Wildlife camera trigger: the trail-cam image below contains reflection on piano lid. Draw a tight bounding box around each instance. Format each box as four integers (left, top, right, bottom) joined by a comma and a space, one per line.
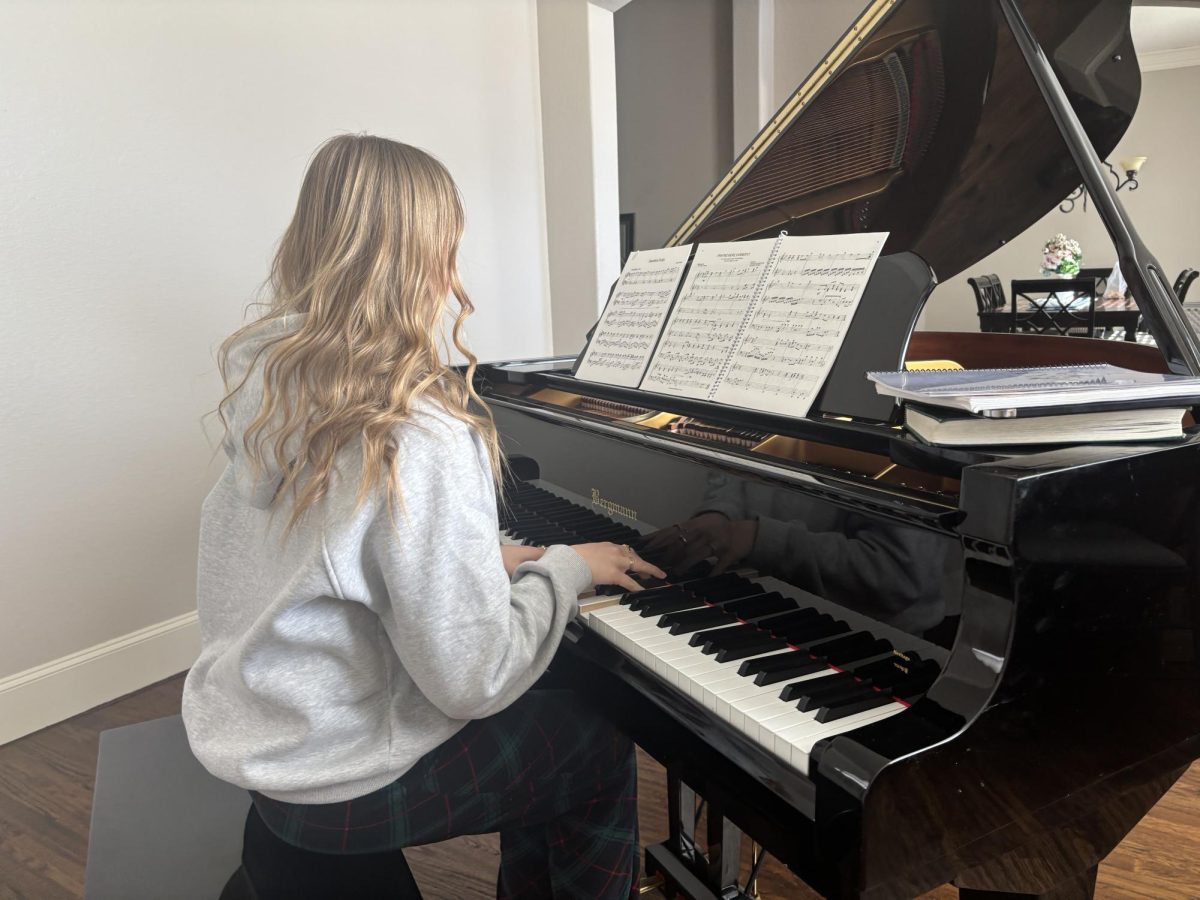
477, 1, 1200, 897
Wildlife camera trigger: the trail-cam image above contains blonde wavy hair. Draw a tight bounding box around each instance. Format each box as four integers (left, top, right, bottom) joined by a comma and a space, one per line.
218, 134, 500, 530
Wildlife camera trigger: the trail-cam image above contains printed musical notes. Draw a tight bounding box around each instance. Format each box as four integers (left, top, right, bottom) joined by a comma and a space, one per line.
574, 231, 888, 422
712, 232, 887, 416
574, 245, 692, 387
639, 239, 778, 398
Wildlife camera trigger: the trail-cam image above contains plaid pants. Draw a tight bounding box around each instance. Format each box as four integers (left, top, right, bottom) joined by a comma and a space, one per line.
251, 689, 639, 899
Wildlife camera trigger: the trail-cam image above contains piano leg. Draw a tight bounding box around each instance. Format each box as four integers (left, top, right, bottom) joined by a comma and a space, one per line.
956, 865, 1097, 900
667, 772, 699, 864
645, 772, 751, 900
704, 801, 743, 891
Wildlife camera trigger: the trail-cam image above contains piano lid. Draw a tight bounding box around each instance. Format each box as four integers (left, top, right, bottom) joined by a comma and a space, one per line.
665, 0, 1139, 284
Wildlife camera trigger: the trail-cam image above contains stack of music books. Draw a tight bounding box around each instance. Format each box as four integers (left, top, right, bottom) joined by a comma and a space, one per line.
867, 364, 1200, 446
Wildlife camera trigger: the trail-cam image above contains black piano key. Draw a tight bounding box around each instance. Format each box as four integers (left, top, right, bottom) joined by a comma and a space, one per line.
788, 670, 858, 700
713, 635, 788, 663
596, 572, 667, 596
529, 510, 595, 524
628, 587, 690, 612
520, 500, 583, 514
805, 659, 940, 719
513, 525, 569, 540
514, 532, 570, 546
746, 655, 830, 686
814, 692, 894, 723
753, 606, 820, 629
622, 582, 684, 606
688, 622, 748, 648
780, 678, 830, 702
701, 582, 764, 603
624, 573, 736, 608
579, 526, 635, 541
703, 626, 791, 660
805, 631, 874, 657
775, 618, 850, 646
784, 644, 901, 706
660, 607, 733, 635
691, 628, 753, 657
796, 681, 878, 713
656, 573, 740, 596
699, 624, 770, 653
720, 592, 792, 621
637, 594, 706, 617
759, 611, 831, 638
813, 635, 894, 667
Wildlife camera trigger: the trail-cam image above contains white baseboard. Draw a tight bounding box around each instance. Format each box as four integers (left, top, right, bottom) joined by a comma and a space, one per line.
0, 611, 200, 746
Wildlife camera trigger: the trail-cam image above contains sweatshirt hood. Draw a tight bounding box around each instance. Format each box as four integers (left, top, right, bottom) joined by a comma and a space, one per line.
222, 314, 305, 509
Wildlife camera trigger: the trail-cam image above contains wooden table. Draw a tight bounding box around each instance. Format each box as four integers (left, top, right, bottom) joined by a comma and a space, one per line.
978, 293, 1141, 341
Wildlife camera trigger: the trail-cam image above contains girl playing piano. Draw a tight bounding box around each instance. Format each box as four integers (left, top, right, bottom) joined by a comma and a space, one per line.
183, 134, 661, 899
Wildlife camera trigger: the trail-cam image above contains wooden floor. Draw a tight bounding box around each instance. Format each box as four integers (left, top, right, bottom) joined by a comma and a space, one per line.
1, 674, 1198, 899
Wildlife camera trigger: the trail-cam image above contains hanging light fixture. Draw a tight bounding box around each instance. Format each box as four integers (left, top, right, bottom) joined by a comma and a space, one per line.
1060, 156, 1146, 213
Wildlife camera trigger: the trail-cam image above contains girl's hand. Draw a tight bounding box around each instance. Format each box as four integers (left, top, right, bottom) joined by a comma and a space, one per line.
501, 544, 546, 578
571, 543, 666, 593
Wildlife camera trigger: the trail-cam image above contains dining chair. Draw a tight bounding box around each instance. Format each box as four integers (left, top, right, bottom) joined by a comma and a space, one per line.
968, 274, 1006, 313
1010, 277, 1097, 336
1174, 268, 1197, 302
1078, 266, 1110, 297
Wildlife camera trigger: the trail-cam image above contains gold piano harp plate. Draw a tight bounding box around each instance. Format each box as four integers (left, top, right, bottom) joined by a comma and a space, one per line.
666, 0, 899, 248
632, 412, 681, 430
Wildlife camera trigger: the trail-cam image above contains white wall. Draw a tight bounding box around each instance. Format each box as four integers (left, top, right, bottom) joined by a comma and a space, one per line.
922, 64, 1200, 331
0, 1, 552, 687
732, 0, 775, 152
771, 0, 859, 108
615, 0, 734, 251
538, 0, 624, 355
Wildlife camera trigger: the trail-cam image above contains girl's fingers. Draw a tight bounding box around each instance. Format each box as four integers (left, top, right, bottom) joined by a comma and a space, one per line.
615, 573, 643, 593
630, 556, 667, 580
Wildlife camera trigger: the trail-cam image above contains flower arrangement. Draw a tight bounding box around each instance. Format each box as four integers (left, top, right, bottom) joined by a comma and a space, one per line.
1041, 233, 1082, 277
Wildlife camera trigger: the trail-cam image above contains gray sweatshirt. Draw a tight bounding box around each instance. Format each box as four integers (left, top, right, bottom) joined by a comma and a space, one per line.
181, 316, 592, 804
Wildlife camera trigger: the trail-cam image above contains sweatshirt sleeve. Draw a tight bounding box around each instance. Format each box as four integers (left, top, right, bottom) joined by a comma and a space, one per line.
358, 412, 592, 721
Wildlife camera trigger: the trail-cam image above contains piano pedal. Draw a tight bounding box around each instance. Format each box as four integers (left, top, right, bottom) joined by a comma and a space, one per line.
746, 842, 763, 900
639, 873, 667, 895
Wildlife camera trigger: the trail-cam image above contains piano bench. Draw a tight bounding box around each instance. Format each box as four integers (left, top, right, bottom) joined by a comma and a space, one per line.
84, 714, 422, 900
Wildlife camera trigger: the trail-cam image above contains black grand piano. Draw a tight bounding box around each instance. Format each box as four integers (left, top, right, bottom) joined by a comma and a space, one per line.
474, 1, 1200, 897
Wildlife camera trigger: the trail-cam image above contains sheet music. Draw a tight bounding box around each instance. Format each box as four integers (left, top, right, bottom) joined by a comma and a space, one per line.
639, 238, 779, 398
712, 232, 887, 415
574, 246, 693, 387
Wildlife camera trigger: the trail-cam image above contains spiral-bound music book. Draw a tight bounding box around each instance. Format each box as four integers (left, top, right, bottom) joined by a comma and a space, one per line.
573, 231, 888, 417
869, 364, 1200, 415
